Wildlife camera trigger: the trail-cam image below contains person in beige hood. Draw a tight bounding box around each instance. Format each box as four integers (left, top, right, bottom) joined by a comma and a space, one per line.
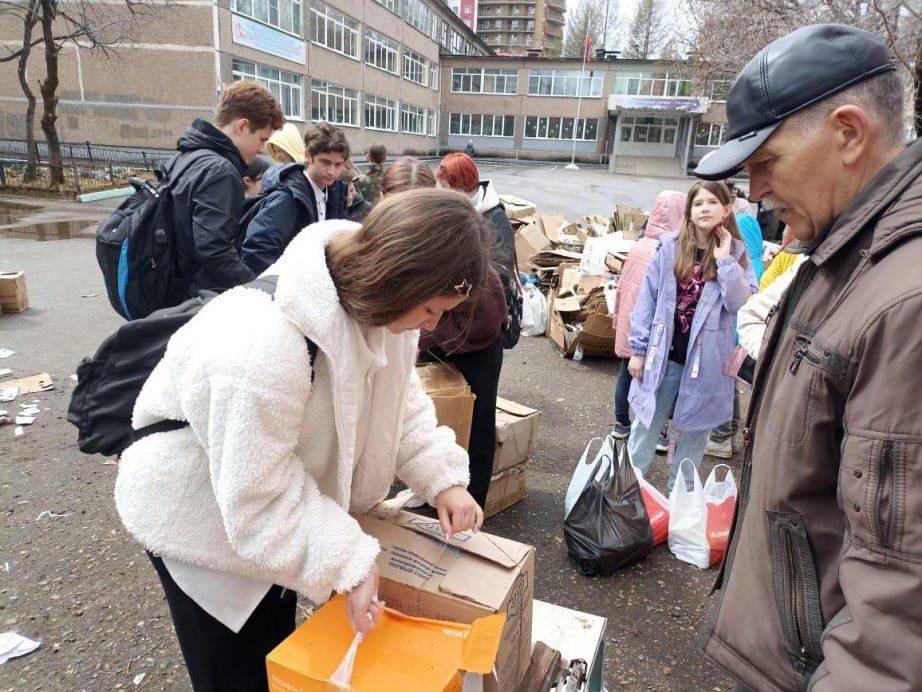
693, 24, 921, 691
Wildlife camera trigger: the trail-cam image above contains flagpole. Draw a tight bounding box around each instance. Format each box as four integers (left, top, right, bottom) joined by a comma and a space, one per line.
565, 27, 590, 170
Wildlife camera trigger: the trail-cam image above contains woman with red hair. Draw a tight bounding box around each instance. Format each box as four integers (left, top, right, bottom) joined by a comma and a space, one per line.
430, 152, 520, 508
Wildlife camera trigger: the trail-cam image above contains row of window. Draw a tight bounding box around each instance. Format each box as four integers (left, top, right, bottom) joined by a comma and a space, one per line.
485, 4, 536, 15
450, 68, 728, 101
232, 59, 437, 135
448, 113, 599, 141
232, 0, 477, 56
477, 18, 535, 31
620, 116, 679, 145
695, 122, 727, 148
310, 4, 438, 87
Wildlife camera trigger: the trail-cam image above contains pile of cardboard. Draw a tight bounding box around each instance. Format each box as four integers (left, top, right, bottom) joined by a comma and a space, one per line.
0, 272, 29, 315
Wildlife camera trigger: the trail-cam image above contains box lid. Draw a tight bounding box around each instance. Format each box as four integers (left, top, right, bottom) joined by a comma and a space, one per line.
417, 363, 469, 396
495, 397, 538, 418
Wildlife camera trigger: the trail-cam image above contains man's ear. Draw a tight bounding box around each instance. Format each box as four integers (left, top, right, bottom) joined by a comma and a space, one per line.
830, 105, 874, 167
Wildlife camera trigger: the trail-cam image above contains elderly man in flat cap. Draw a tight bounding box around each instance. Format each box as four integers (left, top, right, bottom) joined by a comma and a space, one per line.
694, 23, 919, 692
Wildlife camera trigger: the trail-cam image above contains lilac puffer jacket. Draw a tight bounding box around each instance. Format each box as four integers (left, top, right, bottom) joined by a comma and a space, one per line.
628, 232, 757, 432
614, 191, 687, 358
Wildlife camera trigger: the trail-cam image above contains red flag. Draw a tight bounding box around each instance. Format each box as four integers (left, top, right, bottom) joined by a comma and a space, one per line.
584, 30, 592, 61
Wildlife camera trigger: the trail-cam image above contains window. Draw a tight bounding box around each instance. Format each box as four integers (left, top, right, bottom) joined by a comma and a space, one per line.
404, 0, 432, 34
428, 109, 438, 137
311, 79, 359, 126
401, 103, 427, 135
364, 28, 397, 73
524, 116, 597, 140
373, 0, 397, 13
527, 20, 534, 30
429, 63, 438, 90
695, 122, 726, 147
613, 71, 692, 97
364, 94, 398, 131
528, 70, 603, 97
311, 3, 358, 59
527, 5, 535, 15
621, 116, 679, 145
511, 19, 520, 29
449, 113, 515, 137
451, 67, 517, 94
709, 80, 731, 102
494, 19, 501, 28
513, 5, 520, 13
233, 59, 302, 119
233, 0, 301, 35
403, 49, 427, 86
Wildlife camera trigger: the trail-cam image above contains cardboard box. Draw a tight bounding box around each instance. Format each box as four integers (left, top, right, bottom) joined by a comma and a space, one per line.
493, 398, 541, 474
514, 220, 552, 272
546, 265, 617, 359
0, 272, 28, 313
266, 594, 504, 691
536, 213, 567, 243
358, 505, 535, 692
417, 362, 475, 450
484, 463, 526, 518
499, 194, 538, 221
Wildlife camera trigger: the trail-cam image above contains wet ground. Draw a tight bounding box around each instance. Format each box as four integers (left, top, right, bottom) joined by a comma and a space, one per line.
0, 166, 733, 691
0, 198, 103, 242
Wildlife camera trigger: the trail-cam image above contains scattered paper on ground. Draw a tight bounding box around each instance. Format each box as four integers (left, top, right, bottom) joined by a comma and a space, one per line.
0, 632, 41, 664
3, 374, 52, 394
0, 349, 14, 359
0, 369, 11, 378
14, 416, 35, 426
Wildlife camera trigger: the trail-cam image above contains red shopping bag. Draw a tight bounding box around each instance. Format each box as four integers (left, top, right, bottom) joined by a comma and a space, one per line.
638, 476, 670, 546
704, 465, 737, 566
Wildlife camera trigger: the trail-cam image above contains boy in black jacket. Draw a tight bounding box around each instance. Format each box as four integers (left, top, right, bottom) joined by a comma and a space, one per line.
242, 122, 349, 275
169, 81, 284, 295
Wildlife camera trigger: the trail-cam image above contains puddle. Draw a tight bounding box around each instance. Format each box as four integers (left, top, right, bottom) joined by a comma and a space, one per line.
0, 201, 41, 225
0, 200, 97, 240
0, 219, 96, 241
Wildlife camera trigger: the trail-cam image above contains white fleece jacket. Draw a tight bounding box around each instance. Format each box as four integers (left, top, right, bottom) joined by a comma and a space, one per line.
737, 254, 807, 358
114, 220, 470, 604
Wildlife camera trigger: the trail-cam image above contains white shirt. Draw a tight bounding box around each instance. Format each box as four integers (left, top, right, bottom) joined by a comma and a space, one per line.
306, 171, 327, 221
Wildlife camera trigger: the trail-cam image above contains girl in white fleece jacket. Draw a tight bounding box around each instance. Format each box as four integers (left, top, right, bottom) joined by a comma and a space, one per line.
114, 189, 489, 691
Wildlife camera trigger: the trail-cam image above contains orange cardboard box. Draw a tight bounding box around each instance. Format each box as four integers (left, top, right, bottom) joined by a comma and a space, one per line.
266, 594, 505, 691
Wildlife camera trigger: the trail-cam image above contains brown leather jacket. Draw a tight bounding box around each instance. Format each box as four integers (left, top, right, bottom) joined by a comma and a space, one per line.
701, 139, 922, 691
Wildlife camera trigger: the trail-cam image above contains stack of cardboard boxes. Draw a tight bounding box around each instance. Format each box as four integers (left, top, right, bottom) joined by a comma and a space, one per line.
0, 271, 29, 315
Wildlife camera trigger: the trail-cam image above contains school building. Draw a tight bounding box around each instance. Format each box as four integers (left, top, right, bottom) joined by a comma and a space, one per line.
0, 0, 730, 176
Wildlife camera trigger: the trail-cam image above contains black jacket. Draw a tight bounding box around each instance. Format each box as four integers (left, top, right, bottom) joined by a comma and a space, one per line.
167, 118, 255, 295
346, 188, 373, 223
241, 163, 348, 275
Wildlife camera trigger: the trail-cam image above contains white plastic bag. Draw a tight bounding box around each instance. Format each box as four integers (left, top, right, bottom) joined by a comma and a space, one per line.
564, 435, 614, 518
703, 464, 738, 567
520, 284, 547, 337
667, 459, 710, 569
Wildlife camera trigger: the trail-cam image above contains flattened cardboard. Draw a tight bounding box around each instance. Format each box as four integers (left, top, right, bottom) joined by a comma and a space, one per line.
484, 463, 526, 518
3, 373, 53, 394
536, 213, 566, 243
359, 510, 535, 692
546, 265, 616, 359
494, 398, 541, 474
499, 194, 538, 221
0, 272, 28, 313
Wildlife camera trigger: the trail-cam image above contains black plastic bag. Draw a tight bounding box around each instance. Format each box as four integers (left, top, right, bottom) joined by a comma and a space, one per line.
564, 445, 653, 576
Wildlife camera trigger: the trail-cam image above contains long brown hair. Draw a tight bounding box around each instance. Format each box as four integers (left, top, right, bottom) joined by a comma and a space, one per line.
327, 188, 489, 326
380, 156, 436, 195
674, 180, 748, 282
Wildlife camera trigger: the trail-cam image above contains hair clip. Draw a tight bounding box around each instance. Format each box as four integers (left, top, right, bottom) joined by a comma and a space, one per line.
454, 279, 472, 297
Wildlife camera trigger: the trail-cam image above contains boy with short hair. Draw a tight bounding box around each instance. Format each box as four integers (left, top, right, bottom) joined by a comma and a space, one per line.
242, 121, 349, 275
169, 81, 284, 294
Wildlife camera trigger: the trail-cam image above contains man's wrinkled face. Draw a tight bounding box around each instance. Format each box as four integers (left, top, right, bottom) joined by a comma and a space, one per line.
744, 120, 841, 243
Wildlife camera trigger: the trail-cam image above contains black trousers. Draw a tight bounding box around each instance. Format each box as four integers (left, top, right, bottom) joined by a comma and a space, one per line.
422, 337, 504, 508
148, 553, 296, 692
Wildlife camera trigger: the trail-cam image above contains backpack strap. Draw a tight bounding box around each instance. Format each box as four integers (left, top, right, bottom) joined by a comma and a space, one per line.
132, 274, 318, 444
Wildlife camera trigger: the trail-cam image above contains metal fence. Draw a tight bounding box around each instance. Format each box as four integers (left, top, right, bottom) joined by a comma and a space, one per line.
0, 157, 152, 196
0, 138, 174, 170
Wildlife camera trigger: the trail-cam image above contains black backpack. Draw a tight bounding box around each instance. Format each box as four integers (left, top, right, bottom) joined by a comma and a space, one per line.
67, 276, 317, 457
96, 152, 209, 321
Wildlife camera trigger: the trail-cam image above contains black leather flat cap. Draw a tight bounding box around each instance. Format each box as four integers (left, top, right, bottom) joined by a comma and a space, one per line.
694, 24, 897, 181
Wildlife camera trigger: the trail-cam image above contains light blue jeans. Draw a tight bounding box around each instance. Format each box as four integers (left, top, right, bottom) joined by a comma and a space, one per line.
628, 360, 710, 491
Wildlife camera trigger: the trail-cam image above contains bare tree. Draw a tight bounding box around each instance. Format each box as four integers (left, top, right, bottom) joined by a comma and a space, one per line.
1, 0, 154, 186
562, 0, 620, 57
624, 0, 670, 59
679, 0, 921, 135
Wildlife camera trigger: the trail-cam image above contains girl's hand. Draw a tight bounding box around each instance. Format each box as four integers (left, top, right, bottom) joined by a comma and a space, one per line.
628, 354, 646, 379
714, 226, 733, 260
346, 563, 385, 636
435, 486, 483, 537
